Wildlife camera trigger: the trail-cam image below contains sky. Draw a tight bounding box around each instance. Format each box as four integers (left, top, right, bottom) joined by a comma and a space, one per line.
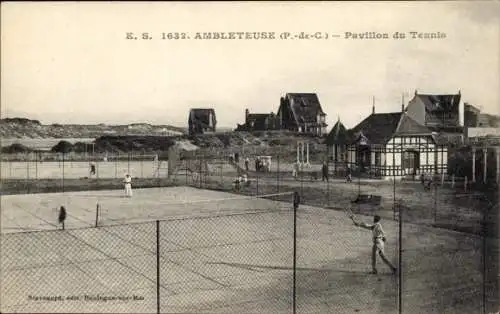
1, 1, 499, 129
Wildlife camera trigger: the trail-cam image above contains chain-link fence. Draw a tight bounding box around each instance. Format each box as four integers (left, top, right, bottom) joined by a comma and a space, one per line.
1, 152, 166, 180
1, 152, 171, 195
2, 148, 499, 313
1, 193, 295, 314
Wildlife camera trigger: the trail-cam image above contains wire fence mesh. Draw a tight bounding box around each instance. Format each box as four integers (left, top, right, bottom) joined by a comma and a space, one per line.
1, 149, 499, 313
1, 194, 295, 314
1, 222, 157, 313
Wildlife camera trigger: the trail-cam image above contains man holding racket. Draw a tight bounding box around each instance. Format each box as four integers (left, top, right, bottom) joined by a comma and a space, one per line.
350, 213, 397, 275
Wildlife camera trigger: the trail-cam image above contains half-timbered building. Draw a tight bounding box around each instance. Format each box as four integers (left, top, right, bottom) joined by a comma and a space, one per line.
345, 111, 448, 178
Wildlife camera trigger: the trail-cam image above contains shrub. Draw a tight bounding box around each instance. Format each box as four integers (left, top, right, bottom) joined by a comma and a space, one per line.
51, 140, 74, 153
1, 143, 33, 153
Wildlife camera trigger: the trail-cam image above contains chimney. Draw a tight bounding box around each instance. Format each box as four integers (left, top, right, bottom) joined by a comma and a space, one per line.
414, 89, 418, 96
245, 108, 249, 123
372, 96, 375, 114
401, 93, 405, 112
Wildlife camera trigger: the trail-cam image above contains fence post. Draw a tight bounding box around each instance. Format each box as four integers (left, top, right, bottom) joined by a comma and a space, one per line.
292, 192, 298, 314
327, 158, 330, 207
451, 174, 455, 188
35, 151, 38, 180
434, 182, 438, 223
95, 203, 99, 227
26, 154, 30, 181
277, 153, 280, 193
300, 167, 303, 199
156, 220, 160, 314
62, 152, 65, 193
441, 172, 445, 186
220, 157, 223, 188
128, 152, 131, 175
114, 155, 117, 179
464, 176, 468, 192
398, 188, 403, 314
199, 155, 202, 188
256, 171, 259, 195
393, 177, 397, 221
141, 153, 144, 178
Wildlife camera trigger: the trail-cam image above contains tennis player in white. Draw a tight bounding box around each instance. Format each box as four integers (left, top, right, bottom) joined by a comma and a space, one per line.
351, 214, 397, 275
123, 174, 133, 197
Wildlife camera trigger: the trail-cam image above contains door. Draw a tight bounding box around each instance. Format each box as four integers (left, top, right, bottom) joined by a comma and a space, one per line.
403, 150, 419, 175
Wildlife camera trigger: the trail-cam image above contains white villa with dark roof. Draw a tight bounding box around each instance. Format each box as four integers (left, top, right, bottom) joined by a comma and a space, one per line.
327, 104, 448, 179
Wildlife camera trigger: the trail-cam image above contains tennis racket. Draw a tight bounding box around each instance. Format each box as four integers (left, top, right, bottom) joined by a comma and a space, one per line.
344, 204, 356, 220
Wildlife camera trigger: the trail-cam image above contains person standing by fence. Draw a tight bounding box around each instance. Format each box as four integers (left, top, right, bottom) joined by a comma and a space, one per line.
124, 174, 133, 197
245, 157, 249, 172
346, 165, 352, 183
322, 162, 329, 182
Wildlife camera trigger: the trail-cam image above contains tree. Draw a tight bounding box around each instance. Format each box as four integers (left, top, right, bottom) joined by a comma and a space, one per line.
51, 140, 73, 153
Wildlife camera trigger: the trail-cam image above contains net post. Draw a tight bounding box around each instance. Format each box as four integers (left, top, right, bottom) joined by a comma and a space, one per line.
95, 203, 100, 227
156, 220, 160, 314
277, 152, 280, 194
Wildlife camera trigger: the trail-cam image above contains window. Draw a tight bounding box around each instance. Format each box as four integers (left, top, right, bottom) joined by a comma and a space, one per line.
375, 152, 381, 166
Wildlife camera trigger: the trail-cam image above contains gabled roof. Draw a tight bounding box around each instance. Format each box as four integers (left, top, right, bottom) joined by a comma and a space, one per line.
246, 113, 273, 129
285, 93, 326, 125
324, 119, 347, 145
415, 93, 461, 113
347, 112, 435, 145
394, 113, 433, 136
347, 112, 402, 145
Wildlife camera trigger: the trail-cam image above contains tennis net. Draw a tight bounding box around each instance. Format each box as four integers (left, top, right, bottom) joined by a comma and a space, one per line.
95, 191, 295, 227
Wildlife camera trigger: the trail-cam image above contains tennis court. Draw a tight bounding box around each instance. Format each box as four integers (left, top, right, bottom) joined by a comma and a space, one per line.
0, 187, 486, 313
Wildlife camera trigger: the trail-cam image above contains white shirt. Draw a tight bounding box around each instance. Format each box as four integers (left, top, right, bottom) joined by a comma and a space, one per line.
360, 222, 385, 240
124, 176, 131, 184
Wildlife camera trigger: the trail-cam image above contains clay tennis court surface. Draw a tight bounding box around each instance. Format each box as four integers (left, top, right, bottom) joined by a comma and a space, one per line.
1, 186, 484, 313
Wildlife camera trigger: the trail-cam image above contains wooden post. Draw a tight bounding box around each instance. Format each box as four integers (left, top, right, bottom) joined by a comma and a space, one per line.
472, 148, 476, 183
497, 147, 500, 183
296, 142, 300, 164
306, 142, 310, 165
95, 203, 100, 227
483, 148, 488, 184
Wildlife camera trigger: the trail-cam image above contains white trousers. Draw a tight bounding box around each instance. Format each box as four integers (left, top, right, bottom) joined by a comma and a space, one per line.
124, 183, 133, 197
